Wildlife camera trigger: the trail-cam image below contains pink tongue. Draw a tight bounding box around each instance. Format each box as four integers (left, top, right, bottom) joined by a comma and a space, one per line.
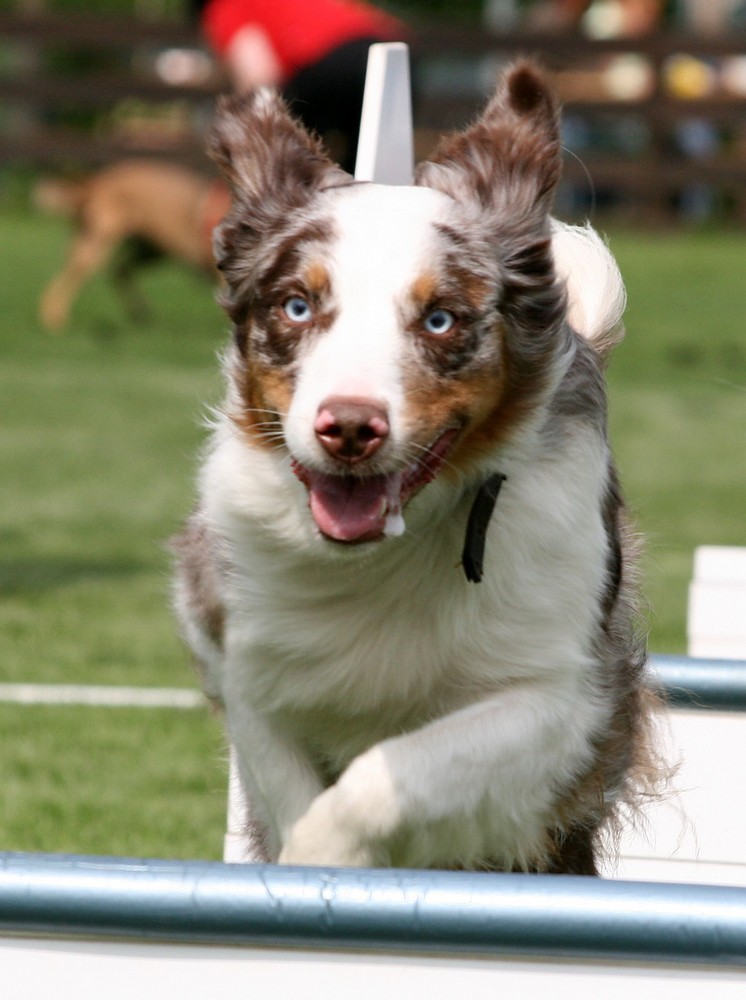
306, 471, 401, 542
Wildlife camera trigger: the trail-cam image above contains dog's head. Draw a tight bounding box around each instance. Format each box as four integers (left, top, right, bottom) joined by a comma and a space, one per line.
209, 63, 575, 545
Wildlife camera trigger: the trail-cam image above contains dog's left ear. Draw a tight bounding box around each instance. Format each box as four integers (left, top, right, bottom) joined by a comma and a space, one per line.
416, 61, 561, 233
419, 63, 569, 418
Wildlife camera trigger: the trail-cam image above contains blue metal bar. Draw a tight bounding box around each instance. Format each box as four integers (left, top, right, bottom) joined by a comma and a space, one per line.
649, 654, 746, 711
2, 852, 746, 966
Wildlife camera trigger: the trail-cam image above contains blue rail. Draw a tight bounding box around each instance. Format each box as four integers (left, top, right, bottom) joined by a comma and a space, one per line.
1, 852, 746, 966
650, 654, 746, 710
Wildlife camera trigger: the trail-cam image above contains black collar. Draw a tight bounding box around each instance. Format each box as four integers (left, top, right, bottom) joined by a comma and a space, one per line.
461, 472, 506, 583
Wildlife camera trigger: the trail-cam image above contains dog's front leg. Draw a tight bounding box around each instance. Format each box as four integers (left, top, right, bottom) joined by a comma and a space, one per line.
227, 703, 326, 859
278, 679, 599, 869
277, 741, 401, 868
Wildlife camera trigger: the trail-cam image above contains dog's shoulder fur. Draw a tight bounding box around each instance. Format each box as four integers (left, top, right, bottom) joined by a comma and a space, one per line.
174, 61, 661, 873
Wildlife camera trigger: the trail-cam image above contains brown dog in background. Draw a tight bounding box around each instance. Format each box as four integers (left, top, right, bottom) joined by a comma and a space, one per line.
37, 159, 229, 330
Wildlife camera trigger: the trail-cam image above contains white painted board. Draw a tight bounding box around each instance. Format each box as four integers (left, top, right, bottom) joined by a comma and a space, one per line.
688, 546, 746, 659
3, 937, 745, 1000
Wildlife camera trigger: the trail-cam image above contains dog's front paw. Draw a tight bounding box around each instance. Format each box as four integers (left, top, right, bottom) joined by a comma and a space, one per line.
279, 810, 374, 867
278, 787, 375, 867
278, 749, 398, 868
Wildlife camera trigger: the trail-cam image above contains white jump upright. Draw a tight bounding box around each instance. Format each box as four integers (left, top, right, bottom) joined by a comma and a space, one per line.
224, 746, 252, 862
353, 41, 414, 185
223, 42, 415, 863
615, 693, 746, 886
688, 545, 746, 659
615, 545, 746, 885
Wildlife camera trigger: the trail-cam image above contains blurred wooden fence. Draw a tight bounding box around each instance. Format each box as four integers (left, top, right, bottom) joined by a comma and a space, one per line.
2, 11, 746, 221
0, 12, 221, 170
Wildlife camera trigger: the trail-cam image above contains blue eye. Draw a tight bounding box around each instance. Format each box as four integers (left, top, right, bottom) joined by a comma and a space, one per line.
283, 296, 313, 323
423, 308, 456, 336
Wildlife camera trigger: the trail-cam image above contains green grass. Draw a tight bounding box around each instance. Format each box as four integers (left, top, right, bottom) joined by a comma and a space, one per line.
1, 210, 744, 859
1, 212, 229, 858
607, 229, 745, 650
0, 703, 227, 859
1, 213, 223, 688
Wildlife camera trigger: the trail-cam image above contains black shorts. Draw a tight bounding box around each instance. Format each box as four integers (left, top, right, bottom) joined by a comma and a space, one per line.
282, 36, 389, 173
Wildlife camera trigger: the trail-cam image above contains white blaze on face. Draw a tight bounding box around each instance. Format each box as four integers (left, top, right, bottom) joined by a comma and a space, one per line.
282, 183, 460, 544
284, 183, 453, 470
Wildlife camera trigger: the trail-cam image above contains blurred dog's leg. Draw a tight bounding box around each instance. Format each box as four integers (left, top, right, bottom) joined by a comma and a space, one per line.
39, 228, 118, 331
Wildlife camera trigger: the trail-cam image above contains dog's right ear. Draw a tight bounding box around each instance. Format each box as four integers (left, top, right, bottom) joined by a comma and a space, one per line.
209, 90, 350, 313
209, 88, 350, 213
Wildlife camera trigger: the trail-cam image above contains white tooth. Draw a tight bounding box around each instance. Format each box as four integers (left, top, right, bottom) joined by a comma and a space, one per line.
384, 510, 406, 537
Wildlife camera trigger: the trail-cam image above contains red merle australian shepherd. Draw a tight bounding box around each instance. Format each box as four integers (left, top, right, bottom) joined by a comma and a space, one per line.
174, 62, 660, 874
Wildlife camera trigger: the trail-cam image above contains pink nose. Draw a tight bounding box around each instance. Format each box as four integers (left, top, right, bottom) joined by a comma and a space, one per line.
314, 396, 390, 464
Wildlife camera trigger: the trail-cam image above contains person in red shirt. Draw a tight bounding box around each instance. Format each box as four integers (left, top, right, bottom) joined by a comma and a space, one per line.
193, 0, 406, 171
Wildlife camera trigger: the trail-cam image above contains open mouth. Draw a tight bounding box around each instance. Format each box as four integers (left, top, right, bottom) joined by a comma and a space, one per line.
291, 428, 459, 543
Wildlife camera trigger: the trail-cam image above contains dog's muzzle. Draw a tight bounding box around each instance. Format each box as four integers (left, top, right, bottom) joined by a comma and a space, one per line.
291, 425, 459, 545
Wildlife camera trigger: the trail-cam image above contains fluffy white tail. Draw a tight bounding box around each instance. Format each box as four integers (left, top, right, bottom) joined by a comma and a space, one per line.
551, 221, 627, 360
